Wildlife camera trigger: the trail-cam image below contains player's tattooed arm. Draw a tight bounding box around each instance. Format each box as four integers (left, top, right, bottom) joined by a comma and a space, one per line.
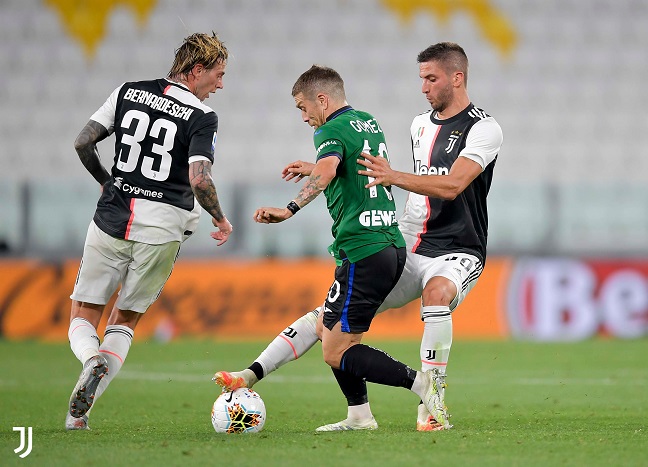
293, 156, 339, 208
189, 160, 225, 221
254, 156, 338, 225
294, 174, 325, 206
74, 120, 111, 185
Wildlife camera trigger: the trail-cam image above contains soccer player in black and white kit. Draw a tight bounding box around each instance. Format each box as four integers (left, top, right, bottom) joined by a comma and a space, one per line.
213, 42, 503, 432
66, 32, 233, 430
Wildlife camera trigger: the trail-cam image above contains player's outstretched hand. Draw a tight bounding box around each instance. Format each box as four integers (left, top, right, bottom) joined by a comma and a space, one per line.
357, 152, 395, 188
253, 207, 292, 224
282, 160, 315, 183
210, 216, 233, 246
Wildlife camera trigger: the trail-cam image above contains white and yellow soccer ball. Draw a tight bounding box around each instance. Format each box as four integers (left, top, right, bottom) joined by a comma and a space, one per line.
211, 388, 266, 434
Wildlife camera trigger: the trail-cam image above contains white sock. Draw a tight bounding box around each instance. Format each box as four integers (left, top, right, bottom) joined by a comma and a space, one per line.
410, 371, 425, 398
68, 318, 100, 364
420, 307, 452, 375
347, 402, 373, 421
255, 308, 320, 376
94, 325, 134, 401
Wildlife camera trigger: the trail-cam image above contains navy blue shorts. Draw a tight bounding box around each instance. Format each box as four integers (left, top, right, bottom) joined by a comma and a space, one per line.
322, 245, 406, 333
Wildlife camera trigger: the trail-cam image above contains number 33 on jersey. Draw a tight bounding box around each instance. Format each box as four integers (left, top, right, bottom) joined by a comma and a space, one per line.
88, 79, 219, 243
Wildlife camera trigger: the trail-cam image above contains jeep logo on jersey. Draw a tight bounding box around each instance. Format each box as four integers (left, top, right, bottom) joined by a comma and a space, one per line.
414, 160, 449, 176
358, 210, 397, 227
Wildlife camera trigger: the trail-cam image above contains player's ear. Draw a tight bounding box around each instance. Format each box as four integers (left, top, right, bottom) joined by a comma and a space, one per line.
454, 71, 464, 87
192, 63, 205, 76
317, 93, 327, 108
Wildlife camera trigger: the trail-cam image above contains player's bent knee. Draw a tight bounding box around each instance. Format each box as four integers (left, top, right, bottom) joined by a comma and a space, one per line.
422, 289, 451, 306
322, 348, 343, 369
422, 280, 457, 307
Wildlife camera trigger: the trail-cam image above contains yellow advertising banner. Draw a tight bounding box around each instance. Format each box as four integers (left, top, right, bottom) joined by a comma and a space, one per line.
0, 258, 510, 341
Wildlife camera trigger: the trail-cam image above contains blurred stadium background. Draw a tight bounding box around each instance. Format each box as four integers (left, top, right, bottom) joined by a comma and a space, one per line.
1, 0, 647, 343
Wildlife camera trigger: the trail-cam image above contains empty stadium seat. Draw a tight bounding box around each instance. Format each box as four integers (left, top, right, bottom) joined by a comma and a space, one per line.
1, 0, 647, 256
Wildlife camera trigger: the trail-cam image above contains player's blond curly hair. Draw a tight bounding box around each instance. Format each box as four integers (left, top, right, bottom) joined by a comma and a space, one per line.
168, 32, 228, 79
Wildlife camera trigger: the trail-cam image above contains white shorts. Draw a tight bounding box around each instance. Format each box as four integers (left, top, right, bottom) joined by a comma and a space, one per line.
70, 221, 180, 313
376, 251, 483, 317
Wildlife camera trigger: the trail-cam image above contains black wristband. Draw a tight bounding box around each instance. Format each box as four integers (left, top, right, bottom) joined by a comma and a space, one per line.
286, 200, 301, 215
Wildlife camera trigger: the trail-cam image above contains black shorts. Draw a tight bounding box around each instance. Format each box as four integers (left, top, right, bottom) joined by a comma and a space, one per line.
323, 245, 406, 333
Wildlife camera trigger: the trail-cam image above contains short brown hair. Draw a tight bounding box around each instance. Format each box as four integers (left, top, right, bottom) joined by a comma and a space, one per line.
417, 42, 469, 86
168, 32, 228, 79
291, 65, 346, 101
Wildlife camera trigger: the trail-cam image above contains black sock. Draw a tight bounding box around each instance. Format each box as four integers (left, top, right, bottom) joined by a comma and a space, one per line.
331, 368, 368, 406
248, 362, 264, 381
341, 344, 417, 389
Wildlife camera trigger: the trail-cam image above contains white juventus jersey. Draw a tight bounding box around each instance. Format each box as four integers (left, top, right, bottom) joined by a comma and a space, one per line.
89, 79, 218, 244
398, 104, 503, 264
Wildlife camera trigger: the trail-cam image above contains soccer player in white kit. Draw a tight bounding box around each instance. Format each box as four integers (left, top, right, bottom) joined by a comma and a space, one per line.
66, 33, 233, 430
214, 42, 503, 432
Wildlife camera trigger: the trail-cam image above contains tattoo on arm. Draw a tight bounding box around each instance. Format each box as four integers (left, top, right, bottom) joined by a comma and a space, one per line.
74, 120, 111, 185
189, 160, 224, 221
294, 173, 325, 207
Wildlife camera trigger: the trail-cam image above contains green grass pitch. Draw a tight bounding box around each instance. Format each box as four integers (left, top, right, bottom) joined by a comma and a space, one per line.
1, 338, 646, 466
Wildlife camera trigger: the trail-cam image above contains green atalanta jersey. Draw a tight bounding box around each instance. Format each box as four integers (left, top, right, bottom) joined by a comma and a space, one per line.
313, 106, 405, 263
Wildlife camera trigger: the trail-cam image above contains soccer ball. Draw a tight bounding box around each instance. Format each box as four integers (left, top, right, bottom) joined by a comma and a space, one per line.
211, 388, 266, 434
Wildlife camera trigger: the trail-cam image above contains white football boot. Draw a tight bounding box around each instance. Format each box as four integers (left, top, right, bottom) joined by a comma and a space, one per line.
315, 417, 378, 432
420, 369, 452, 430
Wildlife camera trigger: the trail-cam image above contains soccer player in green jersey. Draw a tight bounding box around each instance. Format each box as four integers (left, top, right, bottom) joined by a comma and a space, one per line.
251, 65, 449, 430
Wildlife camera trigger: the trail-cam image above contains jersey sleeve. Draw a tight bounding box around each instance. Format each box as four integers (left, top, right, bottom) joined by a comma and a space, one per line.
188, 111, 218, 163
459, 117, 503, 170
313, 125, 343, 161
89, 84, 124, 134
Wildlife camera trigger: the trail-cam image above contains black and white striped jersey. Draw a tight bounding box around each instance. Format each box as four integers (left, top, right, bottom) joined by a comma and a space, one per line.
398, 103, 503, 265
89, 79, 218, 244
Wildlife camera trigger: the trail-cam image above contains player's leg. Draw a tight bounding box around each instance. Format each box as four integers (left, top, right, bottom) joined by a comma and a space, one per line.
317, 246, 449, 428
68, 302, 103, 364
67, 301, 109, 429
373, 251, 445, 430
417, 253, 482, 431
66, 222, 128, 430
211, 306, 378, 432
315, 247, 404, 430
316, 323, 378, 431
321, 317, 449, 429
213, 307, 322, 390
314, 255, 423, 431
90, 240, 181, 407
67, 235, 180, 429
